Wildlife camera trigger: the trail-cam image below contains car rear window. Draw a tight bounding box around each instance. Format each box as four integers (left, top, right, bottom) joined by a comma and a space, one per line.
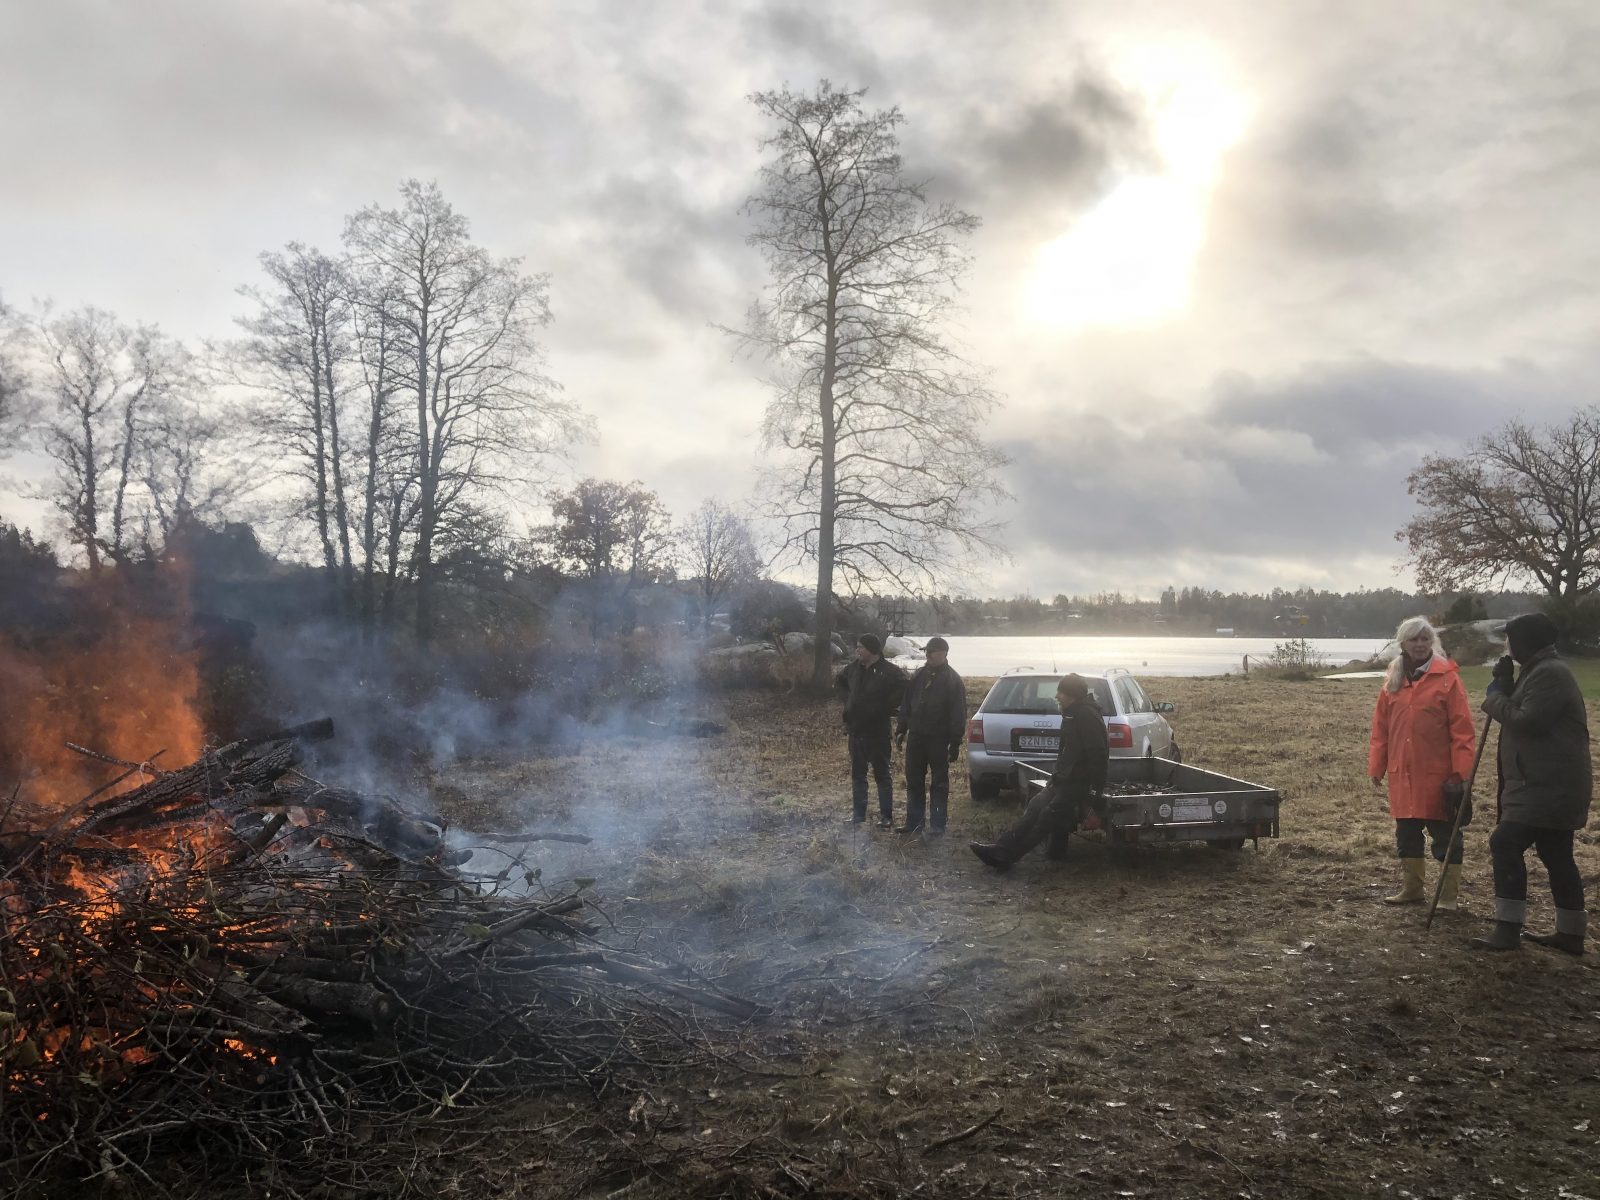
984, 676, 1115, 715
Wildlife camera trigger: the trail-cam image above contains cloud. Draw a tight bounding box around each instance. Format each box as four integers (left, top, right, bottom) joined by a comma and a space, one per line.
996, 356, 1600, 591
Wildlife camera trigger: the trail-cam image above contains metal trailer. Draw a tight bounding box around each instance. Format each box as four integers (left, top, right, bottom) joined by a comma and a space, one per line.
1016, 757, 1282, 849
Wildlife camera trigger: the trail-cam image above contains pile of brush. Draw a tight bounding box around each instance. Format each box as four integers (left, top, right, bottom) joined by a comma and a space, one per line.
0, 719, 755, 1194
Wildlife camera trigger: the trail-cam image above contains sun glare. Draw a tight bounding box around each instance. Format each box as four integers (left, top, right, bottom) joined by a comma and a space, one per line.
1026, 43, 1250, 330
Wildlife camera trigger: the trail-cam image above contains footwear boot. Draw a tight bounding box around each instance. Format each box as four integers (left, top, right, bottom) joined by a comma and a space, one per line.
1384, 857, 1426, 905
1434, 863, 1463, 913
1471, 899, 1526, 951
968, 841, 1011, 871
1524, 908, 1586, 956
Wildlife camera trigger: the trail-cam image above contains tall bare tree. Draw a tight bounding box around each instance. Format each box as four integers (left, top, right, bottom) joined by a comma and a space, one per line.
23, 307, 192, 571
736, 83, 1009, 685
348, 265, 414, 632
1401, 407, 1600, 599
234, 245, 358, 600
679, 498, 760, 633
345, 181, 583, 643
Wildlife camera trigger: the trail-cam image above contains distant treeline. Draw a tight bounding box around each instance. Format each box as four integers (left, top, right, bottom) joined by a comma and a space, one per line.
887, 587, 1537, 640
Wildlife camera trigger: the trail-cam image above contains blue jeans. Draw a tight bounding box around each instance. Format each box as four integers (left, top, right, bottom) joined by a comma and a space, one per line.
849, 731, 893, 821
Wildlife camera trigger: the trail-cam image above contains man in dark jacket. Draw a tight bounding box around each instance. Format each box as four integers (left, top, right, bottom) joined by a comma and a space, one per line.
1472, 612, 1591, 954
834, 634, 907, 828
969, 674, 1109, 869
895, 636, 966, 834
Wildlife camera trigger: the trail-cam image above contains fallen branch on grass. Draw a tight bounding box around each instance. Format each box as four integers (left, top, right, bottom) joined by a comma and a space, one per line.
922, 1107, 1002, 1155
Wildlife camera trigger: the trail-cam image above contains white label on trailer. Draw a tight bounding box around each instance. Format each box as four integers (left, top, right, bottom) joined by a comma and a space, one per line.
1172, 800, 1212, 823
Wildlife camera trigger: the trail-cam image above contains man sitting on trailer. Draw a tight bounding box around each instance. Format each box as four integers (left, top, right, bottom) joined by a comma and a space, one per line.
970, 674, 1109, 870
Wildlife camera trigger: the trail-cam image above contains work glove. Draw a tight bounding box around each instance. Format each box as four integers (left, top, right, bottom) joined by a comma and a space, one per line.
947, 743, 961, 764
1442, 777, 1473, 827
1488, 655, 1516, 696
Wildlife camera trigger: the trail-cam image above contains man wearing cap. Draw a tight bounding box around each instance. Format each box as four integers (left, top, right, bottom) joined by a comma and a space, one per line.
834, 634, 908, 828
969, 674, 1109, 870
1472, 612, 1591, 955
894, 637, 967, 834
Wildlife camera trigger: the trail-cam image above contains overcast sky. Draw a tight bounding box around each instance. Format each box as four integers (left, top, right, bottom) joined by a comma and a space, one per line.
3, 0, 1597, 597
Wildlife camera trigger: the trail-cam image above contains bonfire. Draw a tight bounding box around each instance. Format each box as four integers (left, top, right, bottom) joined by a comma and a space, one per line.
0, 715, 756, 1194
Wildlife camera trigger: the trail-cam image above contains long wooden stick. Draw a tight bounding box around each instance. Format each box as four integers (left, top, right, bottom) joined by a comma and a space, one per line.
1425, 712, 1494, 930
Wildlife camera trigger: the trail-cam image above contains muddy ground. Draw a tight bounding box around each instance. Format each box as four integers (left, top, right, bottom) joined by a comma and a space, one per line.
410, 674, 1598, 1200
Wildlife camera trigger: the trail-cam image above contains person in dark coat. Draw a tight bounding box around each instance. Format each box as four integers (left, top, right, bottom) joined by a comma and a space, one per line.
1472, 612, 1592, 954
834, 634, 907, 828
894, 636, 966, 834
969, 674, 1109, 869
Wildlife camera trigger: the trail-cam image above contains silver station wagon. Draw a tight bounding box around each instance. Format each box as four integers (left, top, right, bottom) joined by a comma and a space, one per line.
966, 668, 1179, 800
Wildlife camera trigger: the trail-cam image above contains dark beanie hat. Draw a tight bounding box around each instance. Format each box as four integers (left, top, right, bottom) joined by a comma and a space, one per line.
857, 633, 883, 655
924, 636, 949, 653
1505, 612, 1559, 663
1057, 673, 1089, 699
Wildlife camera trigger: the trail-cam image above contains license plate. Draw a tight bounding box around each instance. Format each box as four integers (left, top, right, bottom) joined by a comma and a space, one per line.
1015, 733, 1059, 751
1172, 801, 1212, 822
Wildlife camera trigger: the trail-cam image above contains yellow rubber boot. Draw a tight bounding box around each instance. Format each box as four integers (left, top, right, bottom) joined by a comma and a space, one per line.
1384, 857, 1426, 905
1433, 863, 1463, 912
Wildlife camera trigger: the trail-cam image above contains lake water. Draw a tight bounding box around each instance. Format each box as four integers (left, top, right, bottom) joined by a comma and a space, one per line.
909, 635, 1391, 678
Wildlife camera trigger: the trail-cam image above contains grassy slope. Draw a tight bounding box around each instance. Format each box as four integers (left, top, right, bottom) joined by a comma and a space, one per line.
1458, 653, 1600, 702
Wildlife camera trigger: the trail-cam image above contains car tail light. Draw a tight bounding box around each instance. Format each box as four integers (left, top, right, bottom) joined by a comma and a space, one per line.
968, 718, 984, 744
1106, 722, 1133, 748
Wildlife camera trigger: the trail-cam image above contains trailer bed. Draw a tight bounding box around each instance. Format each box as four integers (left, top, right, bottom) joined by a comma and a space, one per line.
1017, 756, 1282, 847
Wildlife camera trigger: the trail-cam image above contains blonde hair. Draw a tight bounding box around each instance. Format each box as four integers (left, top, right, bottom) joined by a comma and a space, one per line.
1385, 615, 1438, 693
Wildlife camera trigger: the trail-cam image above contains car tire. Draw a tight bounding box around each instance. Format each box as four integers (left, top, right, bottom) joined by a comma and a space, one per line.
1164, 740, 1183, 764
969, 776, 1001, 803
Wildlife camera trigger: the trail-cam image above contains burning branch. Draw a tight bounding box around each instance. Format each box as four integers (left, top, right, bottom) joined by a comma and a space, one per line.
0, 719, 757, 1194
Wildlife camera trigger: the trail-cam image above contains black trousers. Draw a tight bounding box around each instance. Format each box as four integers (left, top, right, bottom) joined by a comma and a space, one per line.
993, 784, 1078, 864
904, 732, 951, 829
1394, 818, 1463, 864
849, 731, 893, 821
1489, 821, 1584, 910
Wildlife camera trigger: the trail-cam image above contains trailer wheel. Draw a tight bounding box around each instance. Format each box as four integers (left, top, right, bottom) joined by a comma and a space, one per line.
969, 776, 1002, 803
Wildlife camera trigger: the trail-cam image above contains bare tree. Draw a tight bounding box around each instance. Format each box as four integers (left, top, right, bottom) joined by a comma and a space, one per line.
679, 498, 760, 633
233, 245, 358, 600
1401, 407, 1600, 599
348, 266, 413, 631
0, 293, 33, 455
545, 478, 674, 634
23, 307, 192, 571
345, 181, 584, 643
137, 392, 240, 545
735, 83, 1009, 685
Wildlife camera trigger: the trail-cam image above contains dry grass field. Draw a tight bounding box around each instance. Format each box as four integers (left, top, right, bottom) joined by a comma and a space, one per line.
412, 669, 1600, 1200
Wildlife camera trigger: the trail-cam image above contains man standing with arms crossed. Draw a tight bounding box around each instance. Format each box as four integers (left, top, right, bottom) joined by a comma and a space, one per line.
834, 634, 907, 829
895, 636, 966, 835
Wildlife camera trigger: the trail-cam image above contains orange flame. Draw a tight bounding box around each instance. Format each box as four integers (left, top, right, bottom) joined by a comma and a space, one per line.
0, 566, 205, 813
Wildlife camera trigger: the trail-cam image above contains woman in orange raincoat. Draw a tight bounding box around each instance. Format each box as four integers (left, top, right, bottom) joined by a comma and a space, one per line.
1368, 616, 1478, 910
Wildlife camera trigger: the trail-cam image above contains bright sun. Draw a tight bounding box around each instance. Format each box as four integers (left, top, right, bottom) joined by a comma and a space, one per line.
1026, 42, 1250, 330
